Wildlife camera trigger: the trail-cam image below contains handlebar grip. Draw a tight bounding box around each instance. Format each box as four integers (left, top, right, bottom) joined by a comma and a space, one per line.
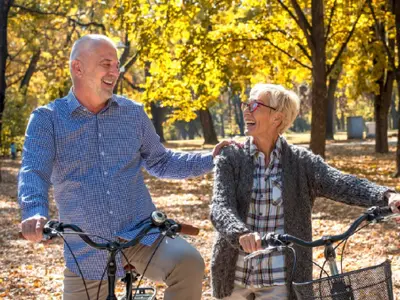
377, 206, 393, 216
178, 224, 200, 236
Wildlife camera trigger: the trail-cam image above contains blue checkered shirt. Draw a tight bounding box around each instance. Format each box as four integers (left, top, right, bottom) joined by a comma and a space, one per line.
235, 136, 286, 287
18, 90, 213, 280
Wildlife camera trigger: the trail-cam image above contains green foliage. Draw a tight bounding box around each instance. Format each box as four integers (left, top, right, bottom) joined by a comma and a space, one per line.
1, 88, 34, 155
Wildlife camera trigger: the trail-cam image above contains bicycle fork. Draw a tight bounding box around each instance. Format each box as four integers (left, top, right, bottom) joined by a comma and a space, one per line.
106, 243, 120, 300
324, 242, 355, 300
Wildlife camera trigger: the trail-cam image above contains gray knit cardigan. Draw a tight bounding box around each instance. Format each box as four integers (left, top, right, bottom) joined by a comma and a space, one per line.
210, 138, 390, 299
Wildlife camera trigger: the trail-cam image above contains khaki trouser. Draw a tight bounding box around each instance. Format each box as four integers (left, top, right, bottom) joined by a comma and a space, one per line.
222, 284, 288, 300
63, 236, 205, 300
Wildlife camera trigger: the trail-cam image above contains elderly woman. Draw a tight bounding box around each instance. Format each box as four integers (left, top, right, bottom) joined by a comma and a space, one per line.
210, 83, 400, 300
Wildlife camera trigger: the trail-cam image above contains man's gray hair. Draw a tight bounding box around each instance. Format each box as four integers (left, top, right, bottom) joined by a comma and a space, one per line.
69, 34, 117, 70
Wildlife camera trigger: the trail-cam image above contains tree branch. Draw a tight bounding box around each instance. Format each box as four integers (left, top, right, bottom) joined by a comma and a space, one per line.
325, 0, 338, 42
277, 0, 315, 54
11, 4, 105, 31
271, 28, 312, 61
231, 37, 312, 70
124, 50, 141, 71
122, 76, 145, 92
296, 42, 312, 61
327, 1, 366, 76
367, 0, 396, 70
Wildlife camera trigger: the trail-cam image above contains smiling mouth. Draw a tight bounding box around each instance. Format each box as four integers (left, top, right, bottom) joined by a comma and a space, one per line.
102, 79, 115, 86
245, 121, 256, 127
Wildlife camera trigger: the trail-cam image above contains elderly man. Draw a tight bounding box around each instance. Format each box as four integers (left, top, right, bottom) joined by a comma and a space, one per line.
18, 34, 227, 300
210, 83, 400, 299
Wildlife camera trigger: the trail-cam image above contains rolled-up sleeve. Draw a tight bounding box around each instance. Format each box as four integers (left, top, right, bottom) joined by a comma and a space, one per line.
18, 108, 55, 220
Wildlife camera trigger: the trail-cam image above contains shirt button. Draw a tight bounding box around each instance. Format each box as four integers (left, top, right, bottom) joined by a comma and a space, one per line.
104, 171, 108, 176
101, 151, 105, 156
106, 190, 110, 195
98, 133, 102, 137
259, 212, 263, 216
110, 211, 113, 214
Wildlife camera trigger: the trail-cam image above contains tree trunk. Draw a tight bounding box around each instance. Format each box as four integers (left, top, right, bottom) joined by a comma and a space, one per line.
394, 0, 400, 176
0, 0, 12, 181
199, 108, 218, 144
150, 102, 166, 143
340, 111, 345, 131
391, 92, 398, 129
20, 48, 41, 98
310, 0, 328, 157
220, 113, 225, 138
326, 76, 339, 140
233, 94, 244, 136
396, 81, 400, 176
113, 36, 130, 94
188, 120, 197, 139
375, 72, 394, 153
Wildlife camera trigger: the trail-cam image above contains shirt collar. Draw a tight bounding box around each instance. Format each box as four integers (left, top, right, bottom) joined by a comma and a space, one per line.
66, 89, 81, 114
66, 88, 121, 115
249, 135, 284, 159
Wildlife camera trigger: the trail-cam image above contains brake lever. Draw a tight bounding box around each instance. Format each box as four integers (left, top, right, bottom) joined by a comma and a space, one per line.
163, 220, 180, 238
42, 220, 63, 240
244, 246, 285, 261
381, 213, 400, 222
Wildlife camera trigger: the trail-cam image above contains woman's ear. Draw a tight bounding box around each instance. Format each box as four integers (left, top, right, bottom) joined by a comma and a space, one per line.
274, 112, 284, 133
274, 112, 283, 124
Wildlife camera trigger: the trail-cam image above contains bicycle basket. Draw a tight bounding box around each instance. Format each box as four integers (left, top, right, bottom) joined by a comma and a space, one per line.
292, 260, 393, 300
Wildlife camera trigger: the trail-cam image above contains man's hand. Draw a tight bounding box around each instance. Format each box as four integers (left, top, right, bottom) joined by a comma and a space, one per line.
21, 215, 48, 242
386, 192, 400, 224
239, 232, 262, 253
212, 140, 243, 158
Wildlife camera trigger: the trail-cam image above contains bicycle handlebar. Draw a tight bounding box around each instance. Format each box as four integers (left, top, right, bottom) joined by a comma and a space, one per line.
262, 206, 394, 249
41, 211, 200, 251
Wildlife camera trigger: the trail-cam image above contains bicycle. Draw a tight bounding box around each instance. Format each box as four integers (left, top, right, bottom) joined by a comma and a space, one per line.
244, 206, 399, 300
39, 211, 200, 300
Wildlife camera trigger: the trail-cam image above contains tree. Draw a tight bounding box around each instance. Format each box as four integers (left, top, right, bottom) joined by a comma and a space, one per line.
274, 0, 364, 155
0, 0, 14, 158
196, 0, 365, 156
367, 0, 400, 175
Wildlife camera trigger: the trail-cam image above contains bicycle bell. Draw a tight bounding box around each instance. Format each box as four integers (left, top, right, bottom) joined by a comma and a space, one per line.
151, 211, 167, 226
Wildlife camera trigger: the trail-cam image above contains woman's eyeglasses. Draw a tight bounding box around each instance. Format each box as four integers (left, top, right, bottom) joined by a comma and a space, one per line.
241, 101, 277, 113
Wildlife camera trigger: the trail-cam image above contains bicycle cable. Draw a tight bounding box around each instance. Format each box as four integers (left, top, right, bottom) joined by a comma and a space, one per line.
59, 233, 90, 300
131, 225, 181, 299
96, 257, 110, 300
59, 231, 114, 243
313, 221, 371, 294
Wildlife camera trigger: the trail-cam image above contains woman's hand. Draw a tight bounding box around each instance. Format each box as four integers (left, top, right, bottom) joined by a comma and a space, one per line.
239, 232, 262, 253
386, 192, 400, 224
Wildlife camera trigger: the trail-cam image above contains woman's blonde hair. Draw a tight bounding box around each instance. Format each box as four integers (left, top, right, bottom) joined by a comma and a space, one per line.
249, 83, 300, 134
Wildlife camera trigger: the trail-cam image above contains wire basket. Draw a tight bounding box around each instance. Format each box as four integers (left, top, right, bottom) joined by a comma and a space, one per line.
292, 260, 393, 300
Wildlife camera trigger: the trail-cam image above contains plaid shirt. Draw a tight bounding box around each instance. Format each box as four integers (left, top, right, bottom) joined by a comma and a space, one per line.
234, 136, 286, 287
18, 90, 213, 280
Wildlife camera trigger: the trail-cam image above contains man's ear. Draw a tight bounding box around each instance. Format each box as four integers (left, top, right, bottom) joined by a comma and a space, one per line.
71, 60, 84, 78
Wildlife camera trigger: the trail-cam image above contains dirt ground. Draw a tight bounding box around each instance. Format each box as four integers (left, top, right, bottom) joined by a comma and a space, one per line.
1, 142, 400, 299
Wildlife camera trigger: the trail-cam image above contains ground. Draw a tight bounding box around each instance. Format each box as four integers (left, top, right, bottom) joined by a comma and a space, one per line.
0, 139, 399, 299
